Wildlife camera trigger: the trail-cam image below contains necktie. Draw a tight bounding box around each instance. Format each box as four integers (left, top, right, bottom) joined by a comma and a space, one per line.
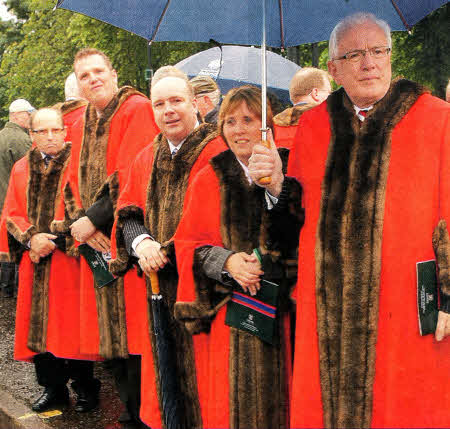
171, 147, 178, 158
44, 155, 52, 167
358, 109, 370, 122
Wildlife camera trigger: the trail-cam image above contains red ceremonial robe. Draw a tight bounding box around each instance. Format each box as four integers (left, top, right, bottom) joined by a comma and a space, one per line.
54, 99, 88, 143
0, 145, 93, 362
273, 103, 317, 149
52, 87, 159, 359
174, 148, 303, 429
110, 127, 227, 429
288, 79, 450, 428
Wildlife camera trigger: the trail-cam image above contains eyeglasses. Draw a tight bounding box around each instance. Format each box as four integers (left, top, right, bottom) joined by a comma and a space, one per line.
32, 128, 65, 136
333, 46, 391, 63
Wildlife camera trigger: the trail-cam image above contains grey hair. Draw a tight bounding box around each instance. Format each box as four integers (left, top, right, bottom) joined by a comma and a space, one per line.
329, 12, 391, 60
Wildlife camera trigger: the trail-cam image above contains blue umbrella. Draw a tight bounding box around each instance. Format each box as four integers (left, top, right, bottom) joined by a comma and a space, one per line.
55, 0, 448, 144
176, 45, 301, 104
55, 0, 448, 47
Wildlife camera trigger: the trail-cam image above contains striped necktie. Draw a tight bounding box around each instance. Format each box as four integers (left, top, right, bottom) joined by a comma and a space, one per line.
44, 155, 52, 167
171, 147, 178, 158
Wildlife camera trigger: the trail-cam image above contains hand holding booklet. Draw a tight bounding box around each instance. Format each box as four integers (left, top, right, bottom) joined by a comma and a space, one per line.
225, 248, 280, 345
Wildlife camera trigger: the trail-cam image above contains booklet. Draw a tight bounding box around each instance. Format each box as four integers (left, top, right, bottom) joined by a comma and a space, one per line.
78, 244, 117, 288
416, 260, 438, 336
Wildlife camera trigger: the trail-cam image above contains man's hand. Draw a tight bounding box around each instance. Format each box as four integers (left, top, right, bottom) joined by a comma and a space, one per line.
70, 216, 96, 242
136, 238, 169, 276
29, 249, 40, 264
248, 129, 284, 197
224, 252, 264, 296
86, 230, 111, 253
435, 311, 450, 341
30, 233, 57, 258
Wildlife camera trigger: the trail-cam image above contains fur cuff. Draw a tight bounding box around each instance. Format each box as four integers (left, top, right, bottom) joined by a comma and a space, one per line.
109, 205, 143, 276
433, 219, 450, 296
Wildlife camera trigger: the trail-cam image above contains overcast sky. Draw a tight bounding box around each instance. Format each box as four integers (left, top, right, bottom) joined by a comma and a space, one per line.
0, 1, 15, 21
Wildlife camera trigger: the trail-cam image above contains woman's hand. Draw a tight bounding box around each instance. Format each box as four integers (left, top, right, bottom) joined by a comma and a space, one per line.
248, 129, 284, 197
224, 252, 264, 296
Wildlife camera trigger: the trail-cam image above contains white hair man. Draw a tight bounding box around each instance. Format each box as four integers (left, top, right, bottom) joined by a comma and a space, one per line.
248, 11, 449, 428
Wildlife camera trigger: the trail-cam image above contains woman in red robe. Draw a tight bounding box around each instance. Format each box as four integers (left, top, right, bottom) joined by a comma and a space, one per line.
174, 86, 304, 429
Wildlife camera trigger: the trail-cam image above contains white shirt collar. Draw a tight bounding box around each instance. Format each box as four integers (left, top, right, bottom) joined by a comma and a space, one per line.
167, 120, 200, 154
236, 159, 253, 184
354, 104, 373, 121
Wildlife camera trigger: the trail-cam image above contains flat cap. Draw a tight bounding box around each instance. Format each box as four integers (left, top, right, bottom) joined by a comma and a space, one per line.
9, 99, 35, 113
190, 75, 219, 96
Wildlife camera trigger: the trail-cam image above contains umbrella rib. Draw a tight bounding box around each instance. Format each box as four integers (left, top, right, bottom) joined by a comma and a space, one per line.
390, 0, 411, 31
278, 0, 285, 50
149, 0, 172, 43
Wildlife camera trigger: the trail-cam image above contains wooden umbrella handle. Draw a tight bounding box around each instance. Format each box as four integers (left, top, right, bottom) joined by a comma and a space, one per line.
149, 272, 160, 294
258, 139, 272, 185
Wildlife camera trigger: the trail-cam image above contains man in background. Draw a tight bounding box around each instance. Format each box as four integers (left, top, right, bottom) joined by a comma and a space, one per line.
0, 98, 34, 297
190, 74, 221, 124
273, 67, 332, 148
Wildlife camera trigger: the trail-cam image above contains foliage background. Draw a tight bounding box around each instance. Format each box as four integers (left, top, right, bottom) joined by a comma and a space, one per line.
0, 0, 448, 126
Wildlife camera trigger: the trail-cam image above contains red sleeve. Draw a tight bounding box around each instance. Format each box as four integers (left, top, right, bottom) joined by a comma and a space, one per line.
175, 164, 223, 305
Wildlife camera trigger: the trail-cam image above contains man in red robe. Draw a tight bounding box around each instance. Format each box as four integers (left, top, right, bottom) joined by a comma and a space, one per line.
283, 12, 449, 429
0, 108, 100, 413
273, 67, 332, 149
110, 66, 227, 429
51, 48, 159, 426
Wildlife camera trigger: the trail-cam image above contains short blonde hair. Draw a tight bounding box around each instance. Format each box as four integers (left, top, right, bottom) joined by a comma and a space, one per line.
74, 48, 113, 71
151, 66, 194, 99
289, 67, 331, 102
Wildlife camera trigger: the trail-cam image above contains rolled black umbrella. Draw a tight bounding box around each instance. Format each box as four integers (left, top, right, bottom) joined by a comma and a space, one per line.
149, 272, 182, 429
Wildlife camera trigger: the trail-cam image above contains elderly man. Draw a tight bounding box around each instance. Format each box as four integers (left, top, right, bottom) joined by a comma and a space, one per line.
0, 99, 34, 297
273, 67, 332, 148
276, 12, 449, 429
51, 48, 159, 426
190, 74, 221, 124
110, 66, 226, 429
0, 108, 100, 413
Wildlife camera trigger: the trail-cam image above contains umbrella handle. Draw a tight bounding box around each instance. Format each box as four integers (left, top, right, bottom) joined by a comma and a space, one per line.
149, 272, 160, 294
258, 139, 272, 185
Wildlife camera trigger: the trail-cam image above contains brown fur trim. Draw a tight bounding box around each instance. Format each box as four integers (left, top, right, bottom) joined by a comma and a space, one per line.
53, 99, 88, 116
316, 78, 426, 428
145, 123, 216, 242
273, 104, 315, 127
143, 124, 217, 429
433, 219, 450, 296
109, 205, 144, 276
6, 145, 71, 353
0, 252, 10, 262
78, 87, 143, 210
174, 149, 302, 428
94, 276, 128, 359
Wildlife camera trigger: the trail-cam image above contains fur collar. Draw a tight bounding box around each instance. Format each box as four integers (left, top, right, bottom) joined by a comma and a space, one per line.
53, 99, 88, 116
273, 103, 315, 127
78, 86, 143, 209
316, 78, 426, 428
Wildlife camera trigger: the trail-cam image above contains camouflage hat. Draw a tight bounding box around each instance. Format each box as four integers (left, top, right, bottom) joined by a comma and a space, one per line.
190, 75, 219, 96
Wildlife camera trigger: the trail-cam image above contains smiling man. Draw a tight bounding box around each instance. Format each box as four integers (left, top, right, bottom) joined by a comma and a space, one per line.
109, 65, 226, 429
285, 12, 450, 428
51, 48, 159, 426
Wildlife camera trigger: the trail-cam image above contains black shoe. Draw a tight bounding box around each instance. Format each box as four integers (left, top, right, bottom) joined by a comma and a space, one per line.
31, 387, 69, 412
72, 378, 101, 413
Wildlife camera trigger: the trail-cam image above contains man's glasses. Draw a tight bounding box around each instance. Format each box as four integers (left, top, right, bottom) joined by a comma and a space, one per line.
333, 46, 391, 63
31, 128, 65, 136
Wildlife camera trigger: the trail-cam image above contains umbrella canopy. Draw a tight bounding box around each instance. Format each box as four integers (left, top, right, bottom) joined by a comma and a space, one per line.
56, 0, 448, 47
176, 46, 300, 104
